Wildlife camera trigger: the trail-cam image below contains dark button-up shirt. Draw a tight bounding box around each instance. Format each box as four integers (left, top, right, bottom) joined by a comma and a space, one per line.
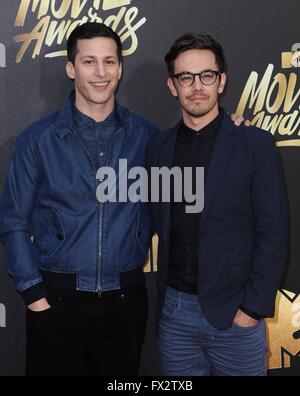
73, 104, 121, 170
168, 110, 223, 294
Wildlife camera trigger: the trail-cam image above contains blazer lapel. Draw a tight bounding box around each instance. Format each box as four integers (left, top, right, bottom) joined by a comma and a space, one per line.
201, 114, 236, 224
159, 125, 179, 168
157, 125, 179, 261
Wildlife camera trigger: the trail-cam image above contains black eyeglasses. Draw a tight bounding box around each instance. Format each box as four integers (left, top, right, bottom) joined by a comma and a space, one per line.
173, 70, 221, 87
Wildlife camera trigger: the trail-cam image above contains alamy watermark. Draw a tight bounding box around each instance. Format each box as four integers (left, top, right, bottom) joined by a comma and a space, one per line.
96, 160, 205, 214
0, 303, 6, 328
0, 43, 6, 68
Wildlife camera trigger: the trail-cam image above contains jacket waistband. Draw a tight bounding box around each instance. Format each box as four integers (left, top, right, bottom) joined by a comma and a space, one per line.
40, 266, 145, 292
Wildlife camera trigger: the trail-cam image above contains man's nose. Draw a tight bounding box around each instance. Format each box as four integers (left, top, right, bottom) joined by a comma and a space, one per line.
95, 62, 106, 77
192, 74, 204, 90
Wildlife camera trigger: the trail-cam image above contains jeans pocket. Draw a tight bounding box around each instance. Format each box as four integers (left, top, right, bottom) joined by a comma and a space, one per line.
161, 298, 179, 320
27, 307, 53, 316
27, 306, 56, 336
232, 320, 261, 331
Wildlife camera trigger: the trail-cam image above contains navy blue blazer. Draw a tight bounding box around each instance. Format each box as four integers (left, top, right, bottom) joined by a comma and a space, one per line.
145, 112, 288, 330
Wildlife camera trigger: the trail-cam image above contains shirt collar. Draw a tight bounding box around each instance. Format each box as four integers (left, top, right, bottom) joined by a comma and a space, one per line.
72, 101, 118, 130
53, 90, 133, 138
180, 108, 224, 143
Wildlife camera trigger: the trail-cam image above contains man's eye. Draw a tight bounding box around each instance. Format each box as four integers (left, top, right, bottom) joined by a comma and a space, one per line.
202, 72, 213, 78
84, 60, 94, 65
180, 75, 193, 81
106, 60, 116, 65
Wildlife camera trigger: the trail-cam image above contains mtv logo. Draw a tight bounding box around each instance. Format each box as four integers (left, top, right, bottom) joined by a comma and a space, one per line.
0, 43, 6, 68
0, 303, 6, 328
282, 43, 300, 69
267, 290, 300, 369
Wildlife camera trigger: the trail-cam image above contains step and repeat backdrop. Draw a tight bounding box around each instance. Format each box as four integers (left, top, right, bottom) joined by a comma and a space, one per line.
0, 0, 299, 376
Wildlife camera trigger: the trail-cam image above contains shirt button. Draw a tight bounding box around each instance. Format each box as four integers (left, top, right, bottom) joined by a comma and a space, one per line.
100, 152, 105, 157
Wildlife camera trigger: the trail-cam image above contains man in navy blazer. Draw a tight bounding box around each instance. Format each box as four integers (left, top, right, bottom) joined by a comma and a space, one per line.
145, 33, 288, 376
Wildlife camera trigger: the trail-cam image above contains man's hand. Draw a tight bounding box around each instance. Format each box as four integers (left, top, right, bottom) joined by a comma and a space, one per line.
233, 309, 259, 328
231, 113, 251, 127
28, 298, 51, 312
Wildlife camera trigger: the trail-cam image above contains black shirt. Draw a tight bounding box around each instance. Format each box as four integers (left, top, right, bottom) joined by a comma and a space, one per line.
168, 110, 223, 294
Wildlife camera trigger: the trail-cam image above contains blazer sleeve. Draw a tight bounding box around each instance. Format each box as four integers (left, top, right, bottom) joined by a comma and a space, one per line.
241, 134, 288, 318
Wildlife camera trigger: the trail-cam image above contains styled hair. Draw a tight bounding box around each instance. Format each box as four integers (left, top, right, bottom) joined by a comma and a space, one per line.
165, 33, 226, 75
67, 22, 122, 64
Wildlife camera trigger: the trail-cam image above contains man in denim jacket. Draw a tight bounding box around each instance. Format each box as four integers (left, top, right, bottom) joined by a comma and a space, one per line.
0, 22, 158, 376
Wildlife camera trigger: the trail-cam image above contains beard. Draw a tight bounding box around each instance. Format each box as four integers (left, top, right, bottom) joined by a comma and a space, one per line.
181, 99, 215, 118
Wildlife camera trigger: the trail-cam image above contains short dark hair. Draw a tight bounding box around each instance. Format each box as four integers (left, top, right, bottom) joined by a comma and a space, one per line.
165, 33, 226, 76
67, 22, 122, 64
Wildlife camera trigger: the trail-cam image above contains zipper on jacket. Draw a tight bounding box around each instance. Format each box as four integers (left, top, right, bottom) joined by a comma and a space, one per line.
96, 127, 123, 292
70, 131, 100, 291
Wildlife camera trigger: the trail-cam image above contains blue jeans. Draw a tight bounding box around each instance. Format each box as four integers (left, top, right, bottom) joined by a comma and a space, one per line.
159, 287, 268, 376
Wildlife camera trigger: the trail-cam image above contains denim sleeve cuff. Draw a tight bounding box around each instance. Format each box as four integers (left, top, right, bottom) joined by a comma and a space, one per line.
20, 282, 48, 306
240, 306, 262, 321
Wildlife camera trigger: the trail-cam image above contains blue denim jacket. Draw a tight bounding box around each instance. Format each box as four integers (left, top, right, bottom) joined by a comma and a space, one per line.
0, 92, 159, 304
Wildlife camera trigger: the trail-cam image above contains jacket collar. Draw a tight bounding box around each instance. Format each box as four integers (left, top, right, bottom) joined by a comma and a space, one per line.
53, 91, 133, 138
161, 110, 235, 154
158, 110, 236, 225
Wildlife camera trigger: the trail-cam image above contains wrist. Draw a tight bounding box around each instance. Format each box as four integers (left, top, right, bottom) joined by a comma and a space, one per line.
240, 306, 261, 321
28, 298, 50, 312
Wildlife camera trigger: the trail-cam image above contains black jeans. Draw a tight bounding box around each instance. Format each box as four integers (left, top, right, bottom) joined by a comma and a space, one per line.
26, 282, 148, 376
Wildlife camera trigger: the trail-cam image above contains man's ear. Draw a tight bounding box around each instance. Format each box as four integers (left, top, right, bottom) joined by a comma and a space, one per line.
167, 77, 178, 98
218, 73, 227, 94
118, 62, 123, 81
66, 61, 75, 80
